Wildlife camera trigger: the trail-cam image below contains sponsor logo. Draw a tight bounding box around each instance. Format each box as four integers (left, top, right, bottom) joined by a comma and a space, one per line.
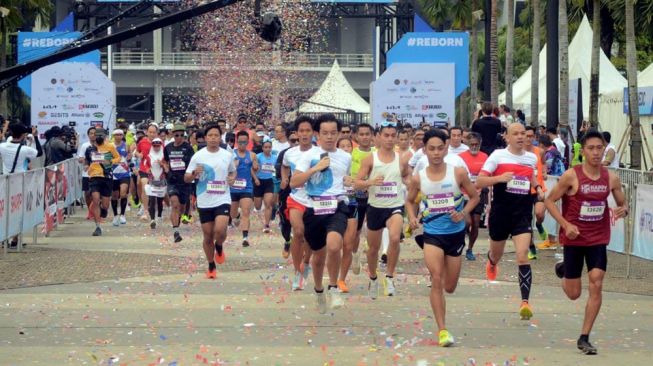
22, 37, 75, 48
50, 113, 69, 118
67, 87, 73, 92
62, 104, 74, 110
50, 79, 57, 84
580, 184, 608, 194
93, 112, 104, 118
42, 105, 56, 109
437, 113, 448, 119
406, 37, 464, 47
71, 113, 85, 118
38, 111, 47, 118
79, 104, 98, 110
422, 105, 443, 110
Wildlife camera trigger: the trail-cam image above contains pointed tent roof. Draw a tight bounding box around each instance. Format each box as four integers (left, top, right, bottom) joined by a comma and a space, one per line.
639, 63, 653, 86
298, 60, 370, 114
499, 15, 627, 122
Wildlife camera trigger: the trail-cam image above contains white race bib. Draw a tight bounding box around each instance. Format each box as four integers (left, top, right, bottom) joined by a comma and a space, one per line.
579, 201, 606, 222
91, 152, 104, 163
506, 176, 530, 195
170, 159, 185, 171
469, 174, 478, 183
375, 182, 398, 198
312, 195, 338, 215
426, 193, 455, 214
233, 179, 247, 189
262, 163, 275, 173
146, 184, 166, 198
207, 180, 227, 194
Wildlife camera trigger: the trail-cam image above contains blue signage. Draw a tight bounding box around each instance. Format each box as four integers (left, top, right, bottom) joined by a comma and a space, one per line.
623, 87, 653, 116
17, 32, 101, 97
387, 32, 469, 96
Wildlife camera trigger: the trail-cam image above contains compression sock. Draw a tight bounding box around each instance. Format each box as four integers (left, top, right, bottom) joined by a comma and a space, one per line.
111, 199, 118, 216
120, 198, 127, 215
519, 264, 533, 301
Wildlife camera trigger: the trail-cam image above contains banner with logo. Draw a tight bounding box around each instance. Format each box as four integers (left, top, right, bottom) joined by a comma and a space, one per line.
633, 184, 653, 260
31, 62, 116, 145
0, 176, 7, 241
56, 163, 66, 224
623, 86, 653, 116
7, 174, 24, 237
607, 193, 626, 253
64, 159, 76, 206
23, 169, 45, 232
43, 166, 58, 234
371, 63, 455, 127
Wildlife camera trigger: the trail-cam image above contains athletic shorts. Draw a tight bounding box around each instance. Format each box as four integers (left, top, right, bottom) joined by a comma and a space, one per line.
347, 203, 358, 220
139, 171, 149, 179
563, 244, 608, 279
303, 201, 349, 251
273, 180, 281, 194
89, 177, 112, 197
366, 206, 404, 231
198, 204, 231, 224
231, 191, 253, 202
356, 196, 368, 231
284, 195, 306, 220
423, 230, 466, 257
253, 178, 274, 197
82, 177, 90, 191
112, 178, 131, 192
167, 183, 192, 205
488, 206, 533, 242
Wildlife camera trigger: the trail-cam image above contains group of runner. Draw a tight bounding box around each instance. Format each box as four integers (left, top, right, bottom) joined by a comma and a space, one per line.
77, 114, 628, 354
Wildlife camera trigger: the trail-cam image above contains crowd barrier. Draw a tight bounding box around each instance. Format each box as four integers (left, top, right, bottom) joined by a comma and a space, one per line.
0, 158, 82, 256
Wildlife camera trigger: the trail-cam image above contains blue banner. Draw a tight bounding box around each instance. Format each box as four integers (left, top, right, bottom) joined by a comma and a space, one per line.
623, 87, 653, 116
17, 32, 101, 97
387, 32, 469, 96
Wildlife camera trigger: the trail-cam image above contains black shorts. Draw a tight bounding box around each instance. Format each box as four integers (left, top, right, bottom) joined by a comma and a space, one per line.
253, 178, 274, 198
366, 206, 404, 231
89, 177, 112, 198
347, 203, 358, 220
488, 206, 533, 241
167, 183, 192, 205
112, 178, 131, 192
303, 201, 349, 251
563, 244, 608, 279
423, 230, 466, 257
231, 191, 253, 202
139, 171, 149, 179
82, 177, 90, 192
198, 204, 231, 224
469, 189, 489, 216
356, 196, 368, 231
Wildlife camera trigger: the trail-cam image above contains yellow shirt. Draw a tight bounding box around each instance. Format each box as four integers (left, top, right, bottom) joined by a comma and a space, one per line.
86, 142, 120, 178
350, 147, 374, 177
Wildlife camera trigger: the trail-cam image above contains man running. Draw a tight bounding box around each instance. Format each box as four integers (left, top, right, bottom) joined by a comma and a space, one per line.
78, 127, 96, 219
290, 114, 351, 313
254, 139, 278, 233
85, 128, 120, 236
110, 129, 131, 226
458, 132, 488, 260
163, 124, 194, 243
136, 124, 158, 221
448, 126, 469, 154
185, 124, 236, 279
544, 129, 628, 355
231, 131, 258, 247
349, 123, 375, 274
276, 130, 299, 258
355, 122, 410, 298
476, 123, 543, 320
406, 128, 479, 347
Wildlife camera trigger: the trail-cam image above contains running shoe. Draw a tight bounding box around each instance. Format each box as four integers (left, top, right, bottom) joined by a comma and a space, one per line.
352, 251, 361, 275
329, 287, 345, 308
119, 215, 127, 225
537, 240, 556, 249
302, 263, 312, 282
92, 227, 102, 236
438, 329, 455, 347
486, 258, 498, 281
555, 261, 565, 279
538, 227, 548, 241
577, 337, 597, 355
181, 214, 191, 224
215, 245, 225, 264
380, 253, 388, 264
150, 220, 156, 229
112, 216, 120, 227
337, 280, 349, 293
368, 277, 379, 300
263, 226, 270, 234
383, 277, 396, 296
519, 301, 533, 320
205, 268, 217, 279
528, 245, 538, 260
292, 271, 302, 291
137, 207, 144, 217
174, 231, 183, 243
242, 239, 250, 247
465, 249, 476, 261
282, 242, 291, 259
316, 291, 327, 314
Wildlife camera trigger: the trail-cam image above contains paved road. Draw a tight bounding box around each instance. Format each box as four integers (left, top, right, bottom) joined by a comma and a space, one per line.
0, 209, 651, 365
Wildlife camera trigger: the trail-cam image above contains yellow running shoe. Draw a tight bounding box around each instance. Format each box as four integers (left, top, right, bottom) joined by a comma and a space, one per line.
519, 301, 533, 320
337, 280, 349, 293
537, 240, 557, 250
438, 329, 454, 347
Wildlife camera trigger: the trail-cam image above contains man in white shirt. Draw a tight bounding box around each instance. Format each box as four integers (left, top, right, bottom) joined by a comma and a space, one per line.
448, 127, 470, 155
0, 124, 40, 175
547, 127, 566, 155
601, 131, 620, 169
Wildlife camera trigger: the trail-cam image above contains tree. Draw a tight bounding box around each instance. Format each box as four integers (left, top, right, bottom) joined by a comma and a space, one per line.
588, 0, 601, 126
625, 0, 642, 169
559, 0, 569, 131
490, 0, 499, 105
450, 0, 472, 126
419, 0, 450, 31
505, 0, 515, 108
530, 0, 541, 125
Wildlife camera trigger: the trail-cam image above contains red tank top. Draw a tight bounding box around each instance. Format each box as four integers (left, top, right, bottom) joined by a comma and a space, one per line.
560, 165, 610, 246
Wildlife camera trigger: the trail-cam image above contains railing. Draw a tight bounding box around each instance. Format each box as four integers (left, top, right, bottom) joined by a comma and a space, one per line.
103, 52, 374, 70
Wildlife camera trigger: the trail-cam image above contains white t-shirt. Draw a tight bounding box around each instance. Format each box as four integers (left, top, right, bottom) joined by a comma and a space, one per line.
553, 137, 566, 154
295, 147, 352, 206
78, 142, 93, 178
603, 143, 620, 169
0, 142, 38, 174
186, 147, 236, 208
283, 145, 318, 206
449, 143, 470, 155
148, 148, 165, 181
413, 152, 469, 175
272, 139, 290, 154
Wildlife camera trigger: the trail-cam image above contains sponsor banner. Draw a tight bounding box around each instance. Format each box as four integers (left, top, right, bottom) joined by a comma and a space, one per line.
607, 193, 626, 253
371, 63, 455, 127
65, 159, 75, 206
569, 80, 579, 139
23, 169, 45, 232
56, 163, 66, 224
623, 86, 653, 116
43, 166, 58, 235
7, 174, 24, 237
0, 176, 7, 241
633, 184, 653, 260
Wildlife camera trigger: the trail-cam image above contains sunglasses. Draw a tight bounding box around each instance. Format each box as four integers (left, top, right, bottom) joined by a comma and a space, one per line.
174, 133, 184, 137
381, 121, 397, 127
341, 130, 351, 133
289, 138, 299, 143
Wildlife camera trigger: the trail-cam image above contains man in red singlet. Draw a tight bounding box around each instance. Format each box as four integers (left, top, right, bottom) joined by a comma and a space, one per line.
544, 129, 628, 355
458, 132, 488, 260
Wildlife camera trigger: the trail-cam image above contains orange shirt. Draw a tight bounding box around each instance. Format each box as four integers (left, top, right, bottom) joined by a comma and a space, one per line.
531, 146, 546, 193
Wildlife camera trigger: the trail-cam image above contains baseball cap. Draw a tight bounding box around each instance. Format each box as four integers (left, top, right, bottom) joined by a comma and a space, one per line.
152, 138, 163, 145
172, 124, 186, 132
95, 128, 107, 137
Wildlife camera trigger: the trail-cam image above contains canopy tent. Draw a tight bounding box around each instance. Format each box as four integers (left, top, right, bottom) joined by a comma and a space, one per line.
499, 15, 627, 123
639, 62, 653, 86
297, 60, 370, 114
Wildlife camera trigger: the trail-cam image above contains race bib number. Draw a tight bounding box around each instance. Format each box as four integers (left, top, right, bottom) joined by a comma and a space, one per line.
312, 195, 338, 215
375, 182, 398, 198
579, 201, 606, 221
426, 193, 455, 214
469, 174, 478, 183
207, 180, 227, 194
506, 176, 530, 195
233, 179, 247, 189
146, 184, 166, 198
262, 163, 275, 173
170, 159, 185, 171
91, 152, 104, 163
355, 190, 368, 199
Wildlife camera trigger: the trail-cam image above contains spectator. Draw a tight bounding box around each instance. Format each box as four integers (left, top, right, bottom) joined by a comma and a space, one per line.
539, 135, 565, 177
499, 104, 514, 126
516, 110, 526, 125
602, 131, 620, 168
547, 127, 566, 154
471, 102, 503, 155
0, 123, 42, 174
44, 126, 77, 166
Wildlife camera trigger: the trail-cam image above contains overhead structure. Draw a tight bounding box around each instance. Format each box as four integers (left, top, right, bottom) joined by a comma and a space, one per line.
298, 60, 370, 114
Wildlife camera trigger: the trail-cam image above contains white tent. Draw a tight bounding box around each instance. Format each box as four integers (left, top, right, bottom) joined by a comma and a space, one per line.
297, 60, 370, 114
639, 63, 653, 86
499, 15, 627, 123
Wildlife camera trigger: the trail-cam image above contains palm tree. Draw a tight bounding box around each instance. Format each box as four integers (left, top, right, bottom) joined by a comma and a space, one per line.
419, 0, 450, 31
559, 0, 569, 133
489, 0, 499, 105
470, 0, 481, 123
588, 0, 601, 126
505, 0, 515, 109
625, 0, 642, 168
530, 0, 541, 126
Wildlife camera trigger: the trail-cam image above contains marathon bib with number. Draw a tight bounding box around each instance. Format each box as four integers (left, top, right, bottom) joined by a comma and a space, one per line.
312, 195, 338, 215
375, 182, 399, 198
170, 159, 186, 171
91, 152, 104, 163
506, 176, 530, 195
345, 185, 355, 196
262, 163, 275, 173
579, 201, 606, 221
355, 190, 368, 199
233, 179, 247, 189
426, 193, 455, 214
207, 180, 227, 194
146, 184, 166, 198
469, 174, 478, 183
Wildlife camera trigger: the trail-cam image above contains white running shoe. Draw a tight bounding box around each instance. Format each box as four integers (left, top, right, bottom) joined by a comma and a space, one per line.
316, 291, 327, 314
150, 220, 156, 229
292, 271, 302, 291
119, 215, 127, 225
329, 287, 344, 309
368, 277, 379, 300
112, 216, 120, 227
383, 277, 396, 296
137, 207, 144, 217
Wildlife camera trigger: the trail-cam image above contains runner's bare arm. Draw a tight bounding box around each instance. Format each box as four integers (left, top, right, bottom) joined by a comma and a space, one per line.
400, 152, 412, 185
353, 154, 380, 190
280, 165, 290, 189
251, 152, 259, 172
609, 171, 628, 218
405, 174, 421, 229
476, 171, 513, 189
457, 167, 480, 216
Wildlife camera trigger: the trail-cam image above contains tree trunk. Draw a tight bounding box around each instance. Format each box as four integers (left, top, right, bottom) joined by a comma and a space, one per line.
589, 0, 601, 127
470, 0, 479, 121
626, 0, 641, 169
558, 0, 569, 129
530, 0, 540, 126
505, 0, 514, 108
489, 0, 499, 106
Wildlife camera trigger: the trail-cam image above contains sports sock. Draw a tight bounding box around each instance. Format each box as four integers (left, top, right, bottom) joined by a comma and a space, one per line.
111, 199, 118, 216
536, 222, 545, 234
120, 198, 127, 215
215, 241, 223, 255
100, 207, 108, 218
243, 230, 248, 239
519, 264, 533, 301
208, 262, 216, 271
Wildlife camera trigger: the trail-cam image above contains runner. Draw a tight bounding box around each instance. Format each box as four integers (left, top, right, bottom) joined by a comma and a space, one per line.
448, 126, 469, 154
336, 137, 359, 293
271, 123, 290, 154
85, 128, 121, 236
254, 139, 278, 233
276, 130, 299, 258
163, 124, 194, 243
185, 124, 236, 279
110, 129, 131, 226
458, 132, 489, 260
231, 130, 258, 247
78, 127, 96, 219
476, 123, 542, 320
144, 138, 166, 229
396, 129, 411, 154
355, 122, 411, 298
136, 124, 158, 221
290, 114, 351, 313
544, 129, 628, 355
406, 128, 479, 347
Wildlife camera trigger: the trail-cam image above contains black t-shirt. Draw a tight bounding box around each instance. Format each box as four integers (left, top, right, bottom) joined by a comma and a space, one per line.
163, 141, 194, 185
471, 116, 503, 155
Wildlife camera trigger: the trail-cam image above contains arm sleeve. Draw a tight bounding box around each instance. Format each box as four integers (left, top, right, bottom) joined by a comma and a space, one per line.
34, 135, 43, 157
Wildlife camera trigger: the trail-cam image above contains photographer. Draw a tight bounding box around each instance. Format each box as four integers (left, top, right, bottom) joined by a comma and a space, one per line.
0, 123, 43, 175
43, 126, 77, 166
